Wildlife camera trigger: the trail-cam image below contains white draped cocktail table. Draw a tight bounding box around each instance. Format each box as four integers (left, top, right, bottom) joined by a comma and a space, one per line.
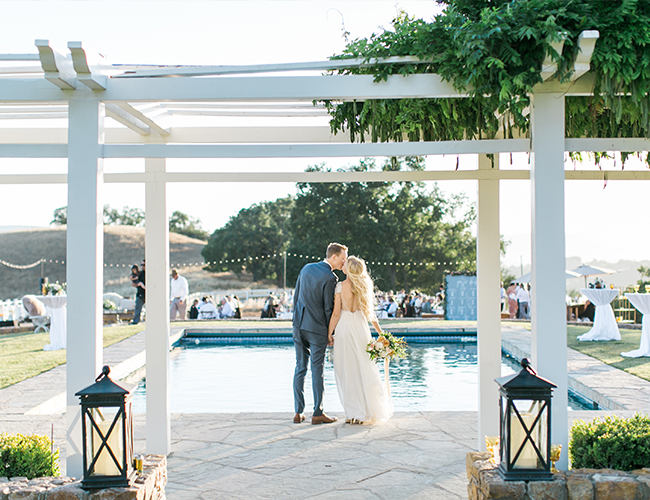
37, 294, 67, 351
621, 293, 650, 357
577, 288, 621, 341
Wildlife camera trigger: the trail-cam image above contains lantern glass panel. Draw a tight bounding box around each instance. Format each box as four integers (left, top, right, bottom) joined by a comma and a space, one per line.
510, 399, 547, 469
86, 407, 124, 476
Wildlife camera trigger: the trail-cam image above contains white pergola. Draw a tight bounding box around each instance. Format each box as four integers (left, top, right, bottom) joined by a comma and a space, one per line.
2, 35, 648, 475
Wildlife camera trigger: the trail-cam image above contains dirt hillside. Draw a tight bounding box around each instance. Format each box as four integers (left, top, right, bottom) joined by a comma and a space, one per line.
0, 226, 277, 300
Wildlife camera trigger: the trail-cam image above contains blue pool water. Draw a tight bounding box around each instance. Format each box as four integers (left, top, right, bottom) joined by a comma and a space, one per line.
132, 343, 527, 413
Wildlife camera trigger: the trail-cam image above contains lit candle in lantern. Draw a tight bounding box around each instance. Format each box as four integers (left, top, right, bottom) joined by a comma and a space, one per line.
510, 412, 538, 469
92, 419, 123, 476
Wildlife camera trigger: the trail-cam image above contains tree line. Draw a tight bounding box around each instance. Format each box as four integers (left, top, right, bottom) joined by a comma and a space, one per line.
202, 157, 479, 294
51, 205, 208, 241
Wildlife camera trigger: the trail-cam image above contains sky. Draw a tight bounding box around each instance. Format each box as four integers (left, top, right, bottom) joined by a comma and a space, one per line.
0, 1, 648, 270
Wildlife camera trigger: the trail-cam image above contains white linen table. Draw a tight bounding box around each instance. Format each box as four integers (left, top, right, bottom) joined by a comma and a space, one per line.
621, 293, 650, 357
577, 288, 621, 341
37, 295, 67, 350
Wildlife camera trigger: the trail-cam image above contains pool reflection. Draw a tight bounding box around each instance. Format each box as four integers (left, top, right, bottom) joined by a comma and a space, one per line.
132, 342, 517, 413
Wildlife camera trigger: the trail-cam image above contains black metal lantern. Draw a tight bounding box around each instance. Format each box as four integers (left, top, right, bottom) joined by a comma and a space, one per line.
75, 365, 135, 489
495, 358, 556, 481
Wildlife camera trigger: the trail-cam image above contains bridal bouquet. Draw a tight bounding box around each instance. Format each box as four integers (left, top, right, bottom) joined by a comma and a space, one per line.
367, 332, 408, 362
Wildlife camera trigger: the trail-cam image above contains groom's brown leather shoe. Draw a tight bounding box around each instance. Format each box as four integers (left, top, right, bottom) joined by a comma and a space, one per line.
293, 413, 305, 423
311, 413, 338, 425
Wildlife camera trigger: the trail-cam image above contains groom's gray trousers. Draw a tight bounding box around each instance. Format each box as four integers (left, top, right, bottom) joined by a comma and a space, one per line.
293, 327, 328, 416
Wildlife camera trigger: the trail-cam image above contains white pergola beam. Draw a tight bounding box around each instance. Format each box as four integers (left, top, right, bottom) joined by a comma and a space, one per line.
35, 40, 76, 90
0, 66, 43, 75
113, 102, 170, 136
144, 152, 171, 456
102, 74, 467, 102
0, 113, 67, 119
102, 139, 531, 158
65, 97, 105, 478
530, 92, 569, 470
0, 72, 602, 103
0, 54, 40, 61
105, 103, 150, 136
0, 105, 67, 113
476, 154, 501, 449
68, 42, 107, 91
0, 78, 70, 101
111, 55, 435, 79
572, 31, 599, 81
2, 169, 650, 185
166, 109, 328, 117
541, 39, 565, 81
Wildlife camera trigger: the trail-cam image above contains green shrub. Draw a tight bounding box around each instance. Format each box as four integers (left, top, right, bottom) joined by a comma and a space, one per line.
570, 414, 650, 470
0, 433, 60, 479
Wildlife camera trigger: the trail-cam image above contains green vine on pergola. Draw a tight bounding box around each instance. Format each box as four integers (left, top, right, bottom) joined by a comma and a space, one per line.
323, 0, 650, 166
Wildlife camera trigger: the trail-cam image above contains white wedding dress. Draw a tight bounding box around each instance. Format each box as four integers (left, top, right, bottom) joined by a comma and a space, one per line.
333, 283, 393, 423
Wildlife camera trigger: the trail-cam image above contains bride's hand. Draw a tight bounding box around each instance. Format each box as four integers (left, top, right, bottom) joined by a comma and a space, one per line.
327, 334, 334, 346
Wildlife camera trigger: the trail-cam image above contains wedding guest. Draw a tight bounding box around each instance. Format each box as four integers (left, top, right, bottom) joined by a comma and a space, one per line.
413, 293, 423, 316
421, 297, 433, 314
130, 261, 146, 325
22, 295, 46, 317
507, 282, 518, 319
170, 269, 189, 320
516, 284, 530, 319
385, 297, 398, 317
189, 299, 200, 320
232, 295, 242, 319
579, 300, 595, 322
261, 294, 277, 318
220, 296, 236, 319
198, 297, 218, 319
435, 284, 445, 304
129, 265, 140, 287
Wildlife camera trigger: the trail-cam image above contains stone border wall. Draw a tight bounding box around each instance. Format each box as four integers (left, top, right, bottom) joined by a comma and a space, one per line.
0, 454, 166, 500
467, 451, 650, 500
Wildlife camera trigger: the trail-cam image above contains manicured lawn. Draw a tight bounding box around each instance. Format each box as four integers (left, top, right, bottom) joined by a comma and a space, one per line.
0, 324, 145, 389
567, 324, 650, 383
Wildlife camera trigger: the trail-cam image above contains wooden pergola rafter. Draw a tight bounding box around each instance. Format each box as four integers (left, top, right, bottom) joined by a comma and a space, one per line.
1, 33, 647, 475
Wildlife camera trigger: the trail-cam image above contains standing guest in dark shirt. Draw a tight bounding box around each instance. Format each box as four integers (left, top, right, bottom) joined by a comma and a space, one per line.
130, 261, 146, 324
189, 299, 200, 320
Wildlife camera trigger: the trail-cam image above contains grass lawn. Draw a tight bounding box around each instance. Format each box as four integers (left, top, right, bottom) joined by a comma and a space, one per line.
567, 325, 650, 383
0, 324, 145, 390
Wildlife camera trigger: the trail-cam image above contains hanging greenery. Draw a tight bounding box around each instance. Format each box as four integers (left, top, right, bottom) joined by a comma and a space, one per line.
323, 0, 650, 165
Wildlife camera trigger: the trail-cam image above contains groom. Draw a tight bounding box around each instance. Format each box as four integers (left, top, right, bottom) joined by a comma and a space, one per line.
292, 242, 348, 424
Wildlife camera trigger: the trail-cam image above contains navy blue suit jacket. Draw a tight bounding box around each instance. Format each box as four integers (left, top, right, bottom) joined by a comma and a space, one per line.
292, 261, 337, 336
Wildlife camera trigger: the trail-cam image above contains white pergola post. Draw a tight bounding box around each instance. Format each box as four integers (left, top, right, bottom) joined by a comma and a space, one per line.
144, 153, 171, 455
476, 154, 502, 449
65, 95, 105, 477
530, 92, 568, 470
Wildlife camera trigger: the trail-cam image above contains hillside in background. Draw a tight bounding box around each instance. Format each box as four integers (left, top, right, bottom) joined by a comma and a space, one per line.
0, 226, 276, 300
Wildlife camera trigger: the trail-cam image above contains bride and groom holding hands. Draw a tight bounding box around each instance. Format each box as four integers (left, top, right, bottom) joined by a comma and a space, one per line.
292, 242, 393, 425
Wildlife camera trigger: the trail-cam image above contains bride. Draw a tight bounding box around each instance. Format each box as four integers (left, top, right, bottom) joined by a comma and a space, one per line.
327, 256, 393, 424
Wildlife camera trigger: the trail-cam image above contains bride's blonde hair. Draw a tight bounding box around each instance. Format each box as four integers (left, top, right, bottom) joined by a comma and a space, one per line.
345, 256, 377, 322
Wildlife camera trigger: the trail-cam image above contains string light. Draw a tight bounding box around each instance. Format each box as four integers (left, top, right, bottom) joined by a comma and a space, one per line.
0, 258, 44, 270
0, 253, 475, 270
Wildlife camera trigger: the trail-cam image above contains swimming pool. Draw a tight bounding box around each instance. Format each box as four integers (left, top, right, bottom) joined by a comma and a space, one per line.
131, 342, 589, 413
